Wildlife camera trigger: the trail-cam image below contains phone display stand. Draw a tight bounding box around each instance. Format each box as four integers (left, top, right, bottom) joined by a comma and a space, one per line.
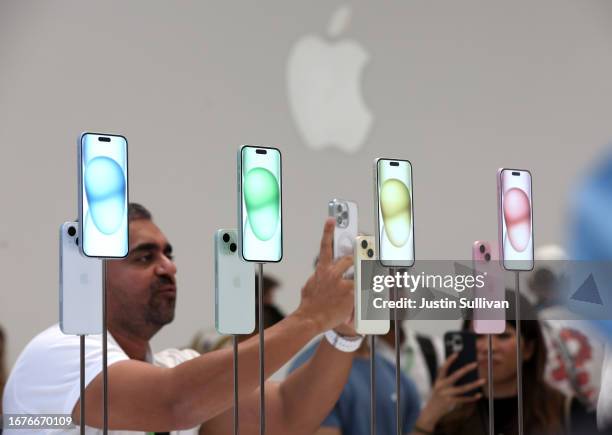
79, 335, 86, 435
514, 271, 523, 435
487, 334, 494, 435
369, 335, 376, 435
102, 260, 109, 435
391, 266, 403, 435
257, 263, 265, 435
233, 335, 239, 435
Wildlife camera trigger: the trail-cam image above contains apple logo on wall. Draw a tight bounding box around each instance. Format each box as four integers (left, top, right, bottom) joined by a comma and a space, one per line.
287, 5, 373, 153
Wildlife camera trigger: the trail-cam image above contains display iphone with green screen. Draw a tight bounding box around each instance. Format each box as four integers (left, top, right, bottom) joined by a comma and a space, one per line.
374, 158, 415, 267
238, 145, 283, 262
78, 132, 129, 258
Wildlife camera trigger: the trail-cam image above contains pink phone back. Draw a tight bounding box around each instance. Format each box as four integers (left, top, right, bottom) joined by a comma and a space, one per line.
472, 241, 506, 334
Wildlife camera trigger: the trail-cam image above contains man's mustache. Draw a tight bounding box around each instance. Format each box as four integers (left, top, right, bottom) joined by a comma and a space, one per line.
151, 275, 176, 291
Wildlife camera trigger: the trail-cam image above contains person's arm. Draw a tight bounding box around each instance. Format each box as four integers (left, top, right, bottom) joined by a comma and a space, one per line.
73, 218, 355, 432
315, 428, 341, 435
200, 336, 355, 435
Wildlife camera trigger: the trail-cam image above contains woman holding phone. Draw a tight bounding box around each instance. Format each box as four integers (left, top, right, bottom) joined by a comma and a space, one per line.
411, 290, 597, 435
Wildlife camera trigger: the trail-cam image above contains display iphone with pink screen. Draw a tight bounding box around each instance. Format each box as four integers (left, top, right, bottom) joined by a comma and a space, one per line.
497, 169, 534, 271
472, 241, 505, 334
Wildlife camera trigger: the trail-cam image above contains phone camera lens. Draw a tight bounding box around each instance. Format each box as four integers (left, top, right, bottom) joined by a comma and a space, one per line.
336, 204, 343, 213
367, 249, 374, 258
485, 253, 491, 262
67, 226, 76, 236
341, 211, 348, 219
361, 240, 368, 249
336, 216, 342, 225
229, 243, 237, 252
223, 233, 230, 243
479, 244, 485, 253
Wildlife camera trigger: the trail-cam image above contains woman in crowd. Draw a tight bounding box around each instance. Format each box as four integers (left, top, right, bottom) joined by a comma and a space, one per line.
412, 290, 599, 435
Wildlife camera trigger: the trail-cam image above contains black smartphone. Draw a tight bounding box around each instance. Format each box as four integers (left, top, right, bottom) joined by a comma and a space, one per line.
444, 331, 479, 393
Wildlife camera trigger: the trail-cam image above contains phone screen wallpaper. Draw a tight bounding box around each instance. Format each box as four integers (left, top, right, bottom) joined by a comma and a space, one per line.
241, 147, 282, 262
500, 169, 533, 270
81, 135, 128, 257
377, 159, 414, 266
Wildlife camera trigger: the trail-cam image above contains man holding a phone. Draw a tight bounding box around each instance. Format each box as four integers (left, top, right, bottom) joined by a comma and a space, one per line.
3, 203, 361, 435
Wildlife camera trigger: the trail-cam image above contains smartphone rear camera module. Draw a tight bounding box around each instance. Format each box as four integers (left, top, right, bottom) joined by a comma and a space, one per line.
485, 253, 491, 262
449, 336, 463, 352
361, 240, 368, 249
67, 226, 76, 237
223, 233, 230, 243
367, 249, 374, 258
229, 243, 237, 253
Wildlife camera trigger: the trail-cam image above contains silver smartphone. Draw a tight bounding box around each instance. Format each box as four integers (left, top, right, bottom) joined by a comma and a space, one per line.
59, 222, 103, 335
355, 235, 390, 335
374, 158, 415, 268
328, 198, 358, 277
215, 229, 256, 335
78, 132, 129, 258
238, 145, 283, 263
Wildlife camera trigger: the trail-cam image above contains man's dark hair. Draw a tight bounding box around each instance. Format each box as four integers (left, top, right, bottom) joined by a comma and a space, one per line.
262, 275, 280, 293
128, 203, 152, 222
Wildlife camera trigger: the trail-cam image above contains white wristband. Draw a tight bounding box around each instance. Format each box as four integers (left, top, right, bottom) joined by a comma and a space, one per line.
324, 330, 364, 353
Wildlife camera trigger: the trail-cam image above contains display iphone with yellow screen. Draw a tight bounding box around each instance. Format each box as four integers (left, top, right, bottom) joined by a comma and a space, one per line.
238, 145, 283, 263
374, 158, 415, 268
78, 132, 129, 258
497, 168, 534, 271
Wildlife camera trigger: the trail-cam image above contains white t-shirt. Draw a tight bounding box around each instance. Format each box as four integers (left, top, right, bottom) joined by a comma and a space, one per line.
2, 324, 200, 435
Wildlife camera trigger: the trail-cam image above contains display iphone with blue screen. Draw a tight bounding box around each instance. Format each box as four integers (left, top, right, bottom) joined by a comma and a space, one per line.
238, 145, 282, 263
374, 158, 415, 268
78, 133, 129, 258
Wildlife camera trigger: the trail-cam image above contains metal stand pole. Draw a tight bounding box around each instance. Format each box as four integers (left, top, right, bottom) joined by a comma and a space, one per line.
80, 335, 86, 435
370, 335, 376, 435
233, 335, 239, 435
515, 271, 523, 435
258, 263, 265, 435
487, 334, 494, 435
393, 269, 401, 435
102, 260, 108, 435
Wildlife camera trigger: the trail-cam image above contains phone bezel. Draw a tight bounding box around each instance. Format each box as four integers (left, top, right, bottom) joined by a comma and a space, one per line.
497, 168, 534, 271
77, 132, 130, 259
373, 157, 416, 268
237, 144, 283, 263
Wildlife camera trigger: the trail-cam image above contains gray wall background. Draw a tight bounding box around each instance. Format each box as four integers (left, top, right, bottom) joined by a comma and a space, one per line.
1, 0, 612, 367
